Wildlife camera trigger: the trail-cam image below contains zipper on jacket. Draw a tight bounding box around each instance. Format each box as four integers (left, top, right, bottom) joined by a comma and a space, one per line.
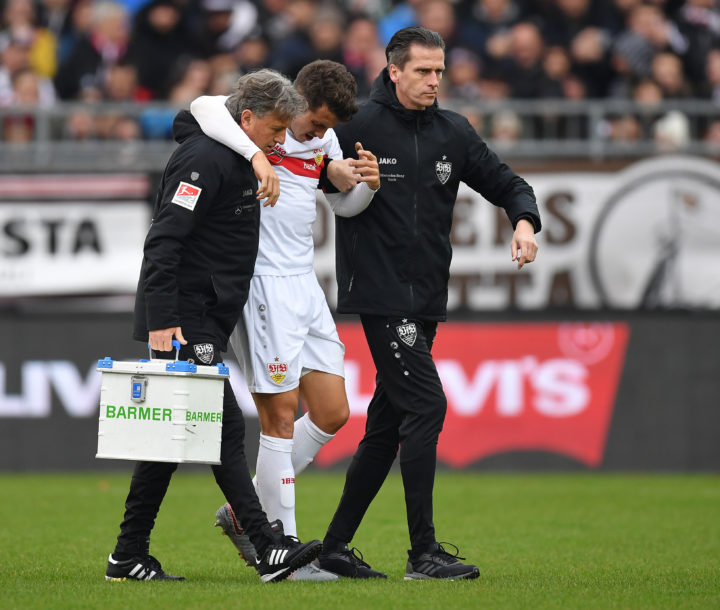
410, 117, 420, 311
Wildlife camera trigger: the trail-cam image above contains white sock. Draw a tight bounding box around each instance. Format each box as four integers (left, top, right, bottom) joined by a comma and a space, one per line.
292, 413, 335, 476
255, 434, 296, 537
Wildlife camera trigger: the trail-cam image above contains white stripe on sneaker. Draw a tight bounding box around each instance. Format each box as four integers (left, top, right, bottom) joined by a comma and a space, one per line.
129, 564, 143, 577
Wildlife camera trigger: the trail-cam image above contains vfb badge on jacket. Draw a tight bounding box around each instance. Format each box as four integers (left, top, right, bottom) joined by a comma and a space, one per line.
435, 157, 452, 184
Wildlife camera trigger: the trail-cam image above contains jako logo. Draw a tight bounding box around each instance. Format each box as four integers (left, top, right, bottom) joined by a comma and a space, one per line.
378, 157, 397, 165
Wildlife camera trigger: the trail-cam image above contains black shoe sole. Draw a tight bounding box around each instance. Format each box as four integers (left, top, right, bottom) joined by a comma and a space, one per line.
404, 567, 479, 581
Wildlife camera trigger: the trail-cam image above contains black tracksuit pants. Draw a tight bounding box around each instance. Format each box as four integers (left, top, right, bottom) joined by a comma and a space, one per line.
325, 315, 447, 557
113, 342, 272, 557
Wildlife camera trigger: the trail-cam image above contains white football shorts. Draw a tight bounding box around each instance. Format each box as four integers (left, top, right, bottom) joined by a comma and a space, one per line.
229, 271, 345, 393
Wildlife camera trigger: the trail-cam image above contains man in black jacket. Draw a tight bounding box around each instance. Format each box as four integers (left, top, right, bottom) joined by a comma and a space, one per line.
317, 27, 541, 580
106, 69, 322, 584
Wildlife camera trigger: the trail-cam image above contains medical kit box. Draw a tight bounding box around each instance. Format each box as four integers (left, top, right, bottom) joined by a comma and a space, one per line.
96, 344, 228, 464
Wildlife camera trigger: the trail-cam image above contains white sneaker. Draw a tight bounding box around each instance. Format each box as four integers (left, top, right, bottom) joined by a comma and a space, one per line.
288, 560, 339, 582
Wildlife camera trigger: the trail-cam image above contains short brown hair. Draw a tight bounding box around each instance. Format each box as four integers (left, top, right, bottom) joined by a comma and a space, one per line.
294, 60, 358, 123
386, 26, 446, 70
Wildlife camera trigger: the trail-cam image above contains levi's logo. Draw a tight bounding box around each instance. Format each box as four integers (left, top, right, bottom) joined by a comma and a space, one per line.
171, 181, 202, 211
318, 322, 630, 469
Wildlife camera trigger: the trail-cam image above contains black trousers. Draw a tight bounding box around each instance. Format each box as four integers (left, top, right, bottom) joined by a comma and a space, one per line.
326, 315, 447, 557
114, 342, 271, 556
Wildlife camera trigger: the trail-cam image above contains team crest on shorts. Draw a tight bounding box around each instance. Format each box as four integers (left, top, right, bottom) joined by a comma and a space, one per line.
435, 156, 452, 185
267, 357, 288, 384
396, 320, 417, 347
193, 343, 214, 364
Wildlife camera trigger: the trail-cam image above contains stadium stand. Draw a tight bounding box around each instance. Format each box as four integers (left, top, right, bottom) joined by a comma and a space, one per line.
1, 0, 719, 169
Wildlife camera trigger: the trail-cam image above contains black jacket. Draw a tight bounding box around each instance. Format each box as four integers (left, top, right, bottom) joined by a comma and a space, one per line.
333, 69, 541, 320
133, 110, 259, 350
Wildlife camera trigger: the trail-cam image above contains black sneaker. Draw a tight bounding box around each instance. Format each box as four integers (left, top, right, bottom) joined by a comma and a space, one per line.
404, 542, 479, 580
318, 545, 387, 579
105, 553, 185, 581
255, 521, 322, 583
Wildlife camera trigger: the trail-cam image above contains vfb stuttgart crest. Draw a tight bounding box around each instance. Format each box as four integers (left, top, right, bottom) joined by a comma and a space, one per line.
435, 157, 452, 184
396, 320, 417, 347
193, 343, 214, 364
267, 357, 288, 384
313, 148, 324, 166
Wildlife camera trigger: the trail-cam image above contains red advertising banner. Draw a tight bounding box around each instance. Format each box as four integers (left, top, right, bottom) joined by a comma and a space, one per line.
316, 322, 630, 469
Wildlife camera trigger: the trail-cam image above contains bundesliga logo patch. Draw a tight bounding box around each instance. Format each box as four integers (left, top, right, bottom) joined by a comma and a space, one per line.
172, 181, 202, 210
267, 357, 288, 384
193, 343, 214, 364
396, 320, 417, 347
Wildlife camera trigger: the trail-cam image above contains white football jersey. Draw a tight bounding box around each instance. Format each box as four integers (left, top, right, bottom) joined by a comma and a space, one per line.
254, 129, 342, 275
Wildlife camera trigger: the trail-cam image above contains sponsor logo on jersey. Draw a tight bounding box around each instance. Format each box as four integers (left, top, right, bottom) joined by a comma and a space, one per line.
171, 181, 202, 211
267, 357, 288, 384
435, 156, 452, 184
193, 343, 214, 364
269, 144, 287, 162
396, 320, 417, 347
378, 157, 397, 165
242, 188, 253, 197
313, 149, 324, 165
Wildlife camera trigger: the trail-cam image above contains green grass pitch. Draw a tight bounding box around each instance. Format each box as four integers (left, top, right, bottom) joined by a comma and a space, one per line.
0, 471, 718, 609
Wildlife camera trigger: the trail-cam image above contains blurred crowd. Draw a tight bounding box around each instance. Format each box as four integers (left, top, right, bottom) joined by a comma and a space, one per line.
1, 0, 720, 147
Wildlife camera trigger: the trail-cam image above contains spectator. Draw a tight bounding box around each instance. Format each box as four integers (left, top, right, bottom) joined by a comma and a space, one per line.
700, 47, 720, 101
504, 21, 559, 97
467, 0, 524, 76
267, 0, 319, 78
633, 77, 663, 104
0, 36, 56, 106
38, 0, 76, 64
166, 57, 212, 104
342, 16, 383, 96
441, 47, 483, 102
2, 66, 55, 142
103, 59, 148, 101
192, 0, 259, 59
305, 6, 345, 65
360, 44, 389, 97
416, 0, 484, 57
377, 0, 423, 44
611, 3, 685, 82
0, 0, 57, 78
54, 0, 131, 100
232, 32, 271, 74
490, 108, 522, 148
672, 0, 720, 83
650, 51, 693, 98
608, 113, 642, 143
542, 45, 572, 92
703, 118, 720, 149
127, 0, 196, 99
